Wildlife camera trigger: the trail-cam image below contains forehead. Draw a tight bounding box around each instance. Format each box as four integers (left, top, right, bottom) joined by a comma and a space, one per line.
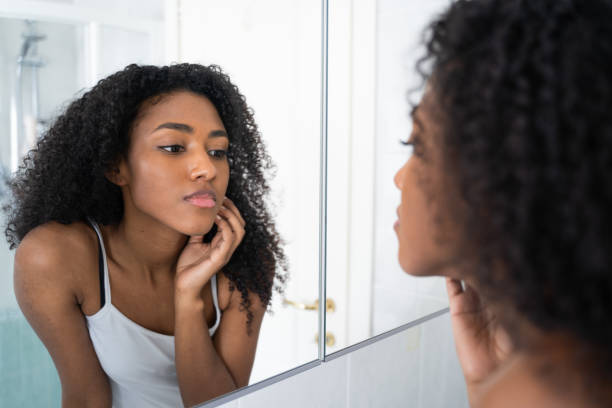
417, 87, 437, 118
134, 91, 225, 130
417, 85, 447, 131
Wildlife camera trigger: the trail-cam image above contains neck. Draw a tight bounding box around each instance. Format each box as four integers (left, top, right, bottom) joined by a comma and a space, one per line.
103, 212, 188, 284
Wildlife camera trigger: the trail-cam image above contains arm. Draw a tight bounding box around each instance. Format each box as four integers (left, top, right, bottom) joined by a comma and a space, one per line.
212, 290, 266, 387
174, 197, 260, 406
14, 226, 112, 408
174, 287, 265, 406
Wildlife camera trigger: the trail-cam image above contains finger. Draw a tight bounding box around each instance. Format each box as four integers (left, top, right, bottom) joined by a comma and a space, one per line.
222, 197, 246, 227
213, 214, 235, 263
218, 205, 245, 240
217, 209, 245, 255
447, 278, 467, 315
462, 283, 483, 309
187, 234, 204, 245
447, 278, 484, 316
446, 277, 464, 297
210, 225, 224, 249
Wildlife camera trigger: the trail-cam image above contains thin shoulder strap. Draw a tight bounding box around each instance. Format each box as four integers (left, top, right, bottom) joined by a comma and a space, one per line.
210, 274, 221, 332
87, 218, 111, 308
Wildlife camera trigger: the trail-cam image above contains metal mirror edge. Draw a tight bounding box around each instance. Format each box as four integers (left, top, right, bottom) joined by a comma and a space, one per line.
318, 0, 329, 361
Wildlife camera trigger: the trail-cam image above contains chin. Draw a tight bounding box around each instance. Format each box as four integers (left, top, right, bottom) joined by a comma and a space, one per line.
398, 251, 438, 277
398, 254, 423, 276
174, 216, 216, 236
400, 264, 432, 277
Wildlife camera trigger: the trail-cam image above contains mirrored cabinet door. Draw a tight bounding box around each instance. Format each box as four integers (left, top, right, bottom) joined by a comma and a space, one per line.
0, 1, 322, 407
179, 0, 323, 386
325, 0, 451, 355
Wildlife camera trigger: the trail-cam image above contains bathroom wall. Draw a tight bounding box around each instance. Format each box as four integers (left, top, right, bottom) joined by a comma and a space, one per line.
208, 312, 469, 408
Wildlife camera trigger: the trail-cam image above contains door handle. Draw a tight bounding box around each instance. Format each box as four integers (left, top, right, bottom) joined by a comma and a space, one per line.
314, 332, 336, 347
282, 298, 336, 313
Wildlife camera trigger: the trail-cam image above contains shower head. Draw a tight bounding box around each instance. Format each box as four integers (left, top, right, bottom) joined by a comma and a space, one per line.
18, 21, 46, 67
19, 34, 46, 59
19, 20, 46, 59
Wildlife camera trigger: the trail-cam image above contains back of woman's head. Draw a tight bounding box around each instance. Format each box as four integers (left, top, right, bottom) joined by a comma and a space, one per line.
4, 63, 287, 325
420, 0, 612, 371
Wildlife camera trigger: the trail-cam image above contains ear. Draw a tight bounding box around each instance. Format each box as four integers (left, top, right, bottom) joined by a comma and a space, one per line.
104, 160, 128, 186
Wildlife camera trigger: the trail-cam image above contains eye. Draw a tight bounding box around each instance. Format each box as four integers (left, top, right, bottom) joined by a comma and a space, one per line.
160, 145, 184, 153
400, 139, 415, 156
209, 150, 227, 159
400, 136, 424, 157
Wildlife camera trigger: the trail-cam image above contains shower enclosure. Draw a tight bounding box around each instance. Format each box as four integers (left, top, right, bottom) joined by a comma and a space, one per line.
0, 18, 80, 406
10, 20, 47, 173
2, 18, 80, 178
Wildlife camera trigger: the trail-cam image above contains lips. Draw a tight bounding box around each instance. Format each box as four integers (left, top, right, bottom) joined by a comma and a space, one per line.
395, 207, 400, 229
184, 189, 217, 208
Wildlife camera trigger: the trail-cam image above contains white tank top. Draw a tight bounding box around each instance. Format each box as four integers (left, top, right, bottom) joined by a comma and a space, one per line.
85, 219, 222, 408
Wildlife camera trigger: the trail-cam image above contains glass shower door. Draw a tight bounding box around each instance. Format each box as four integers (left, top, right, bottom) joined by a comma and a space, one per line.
0, 17, 81, 407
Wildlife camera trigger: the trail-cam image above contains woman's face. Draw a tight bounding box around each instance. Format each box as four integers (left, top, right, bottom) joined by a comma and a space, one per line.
393, 90, 461, 277
113, 90, 230, 236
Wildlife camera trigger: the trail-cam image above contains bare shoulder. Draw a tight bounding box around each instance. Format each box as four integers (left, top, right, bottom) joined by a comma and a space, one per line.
17, 220, 97, 263
15, 221, 98, 301
14, 221, 112, 404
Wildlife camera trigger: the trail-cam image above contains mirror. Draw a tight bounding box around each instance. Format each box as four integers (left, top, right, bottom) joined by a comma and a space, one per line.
324, 0, 451, 355
0, 1, 321, 407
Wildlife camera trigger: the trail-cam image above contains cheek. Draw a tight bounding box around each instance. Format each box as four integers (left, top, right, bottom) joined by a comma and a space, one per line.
396, 164, 441, 276
212, 162, 230, 202
128, 155, 178, 204
218, 162, 230, 187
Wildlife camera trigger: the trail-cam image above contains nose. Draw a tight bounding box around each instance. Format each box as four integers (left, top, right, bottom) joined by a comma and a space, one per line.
189, 149, 216, 181
394, 162, 406, 190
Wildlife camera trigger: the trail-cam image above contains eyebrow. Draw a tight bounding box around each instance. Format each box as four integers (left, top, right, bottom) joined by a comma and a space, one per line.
152, 122, 228, 138
410, 104, 425, 132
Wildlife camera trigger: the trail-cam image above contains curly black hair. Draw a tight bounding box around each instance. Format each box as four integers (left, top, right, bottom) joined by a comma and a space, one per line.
4, 63, 288, 330
418, 0, 612, 391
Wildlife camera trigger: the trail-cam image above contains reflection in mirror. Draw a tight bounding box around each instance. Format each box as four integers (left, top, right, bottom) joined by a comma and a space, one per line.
0, 1, 321, 407
325, 0, 451, 354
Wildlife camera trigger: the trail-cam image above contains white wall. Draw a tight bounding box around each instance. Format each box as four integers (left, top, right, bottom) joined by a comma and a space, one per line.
178, 0, 322, 383
207, 312, 468, 408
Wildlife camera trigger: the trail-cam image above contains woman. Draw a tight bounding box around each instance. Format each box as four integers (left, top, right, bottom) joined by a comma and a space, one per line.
394, 0, 612, 406
5, 63, 287, 407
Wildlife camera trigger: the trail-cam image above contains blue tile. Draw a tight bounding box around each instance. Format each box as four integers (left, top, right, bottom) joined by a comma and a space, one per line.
0, 309, 61, 407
